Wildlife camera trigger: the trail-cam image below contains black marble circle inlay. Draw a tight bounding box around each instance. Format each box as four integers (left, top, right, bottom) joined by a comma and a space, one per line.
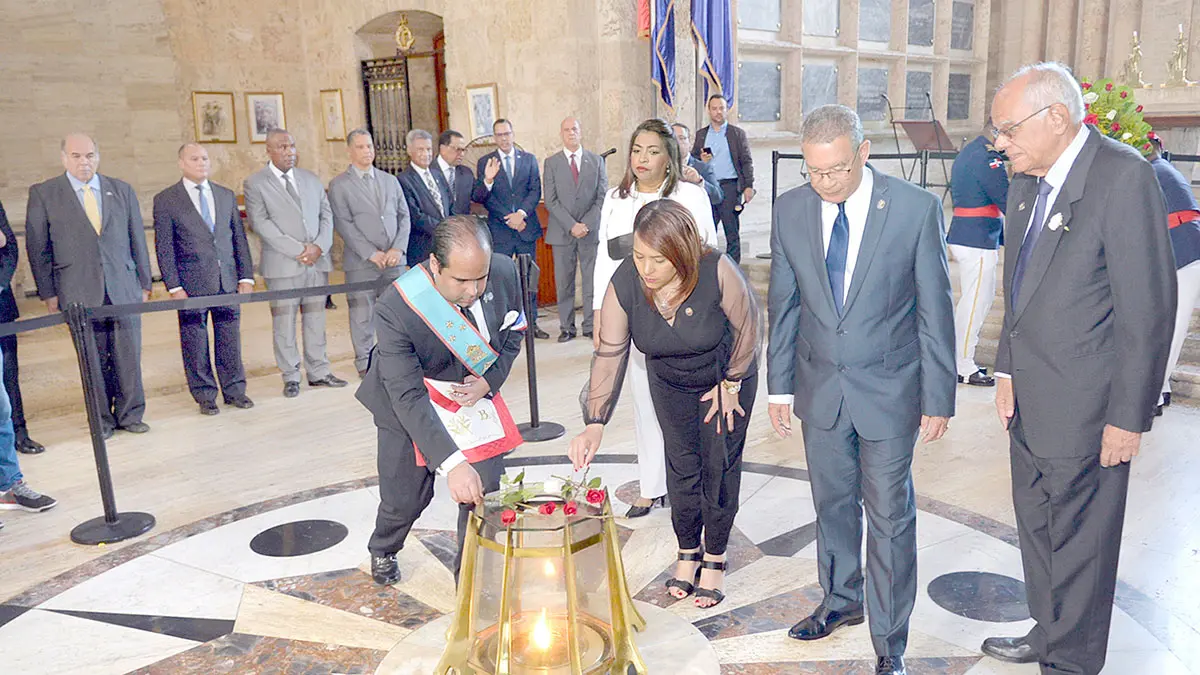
928, 571, 1030, 623
249, 519, 349, 558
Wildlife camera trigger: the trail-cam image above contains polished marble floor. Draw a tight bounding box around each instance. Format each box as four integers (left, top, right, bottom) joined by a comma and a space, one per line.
1, 295, 1199, 674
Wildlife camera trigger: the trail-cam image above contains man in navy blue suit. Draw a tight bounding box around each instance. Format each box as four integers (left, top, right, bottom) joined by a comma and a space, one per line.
472, 119, 549, 338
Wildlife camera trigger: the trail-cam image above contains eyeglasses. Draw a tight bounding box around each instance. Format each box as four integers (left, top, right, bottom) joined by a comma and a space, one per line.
990, 104, 1054, 141
809, 165, 855, 180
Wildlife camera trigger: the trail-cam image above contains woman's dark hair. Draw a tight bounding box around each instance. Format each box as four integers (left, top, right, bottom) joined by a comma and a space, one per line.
632, 200, 708, 305
617, 118, 682, 199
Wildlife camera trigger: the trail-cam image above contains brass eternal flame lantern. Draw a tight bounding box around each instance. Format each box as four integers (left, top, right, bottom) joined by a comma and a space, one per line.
435, 492, 648, 674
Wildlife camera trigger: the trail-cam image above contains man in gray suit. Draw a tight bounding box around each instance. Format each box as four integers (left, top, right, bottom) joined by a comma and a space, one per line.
543, 117, 606, 342
980, 63, 1176, 675
243, 129, 347, 397
26, 133, 153, 438
329, 129, 410, 377
766, 105, 956, 675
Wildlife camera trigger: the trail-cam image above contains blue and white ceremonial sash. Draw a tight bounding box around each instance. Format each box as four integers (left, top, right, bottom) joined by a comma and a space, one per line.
393, 266, 499, 377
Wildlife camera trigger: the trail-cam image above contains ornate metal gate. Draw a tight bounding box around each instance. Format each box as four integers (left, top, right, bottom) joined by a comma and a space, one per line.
362, 57, 413, 174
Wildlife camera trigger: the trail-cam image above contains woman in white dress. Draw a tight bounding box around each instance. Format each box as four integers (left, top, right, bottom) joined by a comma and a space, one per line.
591, 118, 719, 517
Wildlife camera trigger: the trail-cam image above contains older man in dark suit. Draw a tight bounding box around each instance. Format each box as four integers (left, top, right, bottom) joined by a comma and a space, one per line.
358, 216, 526, 585
153, 143, 256, 415
26, 133, 153, 438
0, 200, 45, 454
981, 62, 1177, 675
543, 117, 606, 342
398, 129, 452, 266
436, 130, 475, 216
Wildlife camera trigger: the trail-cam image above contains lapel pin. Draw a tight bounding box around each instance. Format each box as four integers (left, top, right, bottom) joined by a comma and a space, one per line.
1018, 202, 1026, 211
876, 199, 885, 210
685, 307, 693, 316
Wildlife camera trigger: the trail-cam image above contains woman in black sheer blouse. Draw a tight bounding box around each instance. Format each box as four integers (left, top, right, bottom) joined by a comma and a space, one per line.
569, 199, 761, 609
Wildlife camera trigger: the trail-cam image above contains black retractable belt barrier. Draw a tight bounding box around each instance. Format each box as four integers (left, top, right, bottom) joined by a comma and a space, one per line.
514, 254, 564, 442
0, 276, 393, 546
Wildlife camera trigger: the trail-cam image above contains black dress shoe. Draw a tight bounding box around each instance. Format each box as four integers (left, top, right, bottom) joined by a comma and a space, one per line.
582, 330, 593, 338
101, 427, 114, 440
199, 401, 220, 416
876, 656, 906, 675
957, 368, 996, 387
1163, 392, 1172, 407
980, 636, 1038, 664
14, 431, 45, 455
624, 495, 666, 518
309, 374, 348, 388
371, 553, 401, 585
119, 422, 151, 434
283, 382, 300, 398
325, 296, 337, 310
533, 326, 550, 340
225, 396, 255, 409
1154, 403, 1165, 417
557, 331, 575, 343
787, 605, 865, 640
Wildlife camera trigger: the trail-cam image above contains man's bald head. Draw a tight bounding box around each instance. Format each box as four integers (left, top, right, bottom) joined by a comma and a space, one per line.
61, 133, 99, 182
561, 117, 582, 152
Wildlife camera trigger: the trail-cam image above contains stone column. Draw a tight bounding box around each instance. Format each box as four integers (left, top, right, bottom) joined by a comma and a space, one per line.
1074, 0, 1111, 78
1105, 0, 1143, 80
674, 0, 699, 128
1139, 0, 1193, 85
1044, 0, 1078, 65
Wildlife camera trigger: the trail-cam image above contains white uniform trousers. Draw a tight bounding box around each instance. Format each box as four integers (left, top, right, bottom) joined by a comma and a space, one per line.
1162, 259, 1200, 401
628, 346, 667, 499
950, 244, 999, 377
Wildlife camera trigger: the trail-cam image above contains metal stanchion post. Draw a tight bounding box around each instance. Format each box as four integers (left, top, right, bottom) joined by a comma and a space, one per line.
514, 254, 565, 442
63, 303, 155, 545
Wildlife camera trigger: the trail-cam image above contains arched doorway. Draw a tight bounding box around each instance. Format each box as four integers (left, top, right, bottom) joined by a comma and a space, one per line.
354, 11, 448, 173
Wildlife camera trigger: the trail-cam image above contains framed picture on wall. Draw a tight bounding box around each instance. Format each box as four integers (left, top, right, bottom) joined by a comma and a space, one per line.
192, 91, 237, 143
245, 92, 287, 143
320, 89, 346, 141
465, 83, 499, 141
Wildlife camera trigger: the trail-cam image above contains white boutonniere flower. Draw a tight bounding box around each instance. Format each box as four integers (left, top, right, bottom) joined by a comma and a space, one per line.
483, 291, 494, 303
1083, 91, 1099, 104
500, 310, 519, 330
1047, 213, 1067, 232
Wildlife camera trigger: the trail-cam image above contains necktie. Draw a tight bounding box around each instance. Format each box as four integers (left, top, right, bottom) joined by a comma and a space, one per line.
504, 154, 513, 187
570, 153, 579, 184
826, 202, 850, 315
459, 305, 479, 330
283, 173, 302, 208
196, 184, 214, 231
364, 171, 383, 212
446, 166, 455, 194
1011, 178, 1055, 305
423, 170, 444, 216
81, 185, 102, 235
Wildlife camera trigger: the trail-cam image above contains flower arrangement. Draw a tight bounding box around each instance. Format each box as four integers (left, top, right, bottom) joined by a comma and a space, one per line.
1078, 77, 1156, 156
493, 470, 609, 526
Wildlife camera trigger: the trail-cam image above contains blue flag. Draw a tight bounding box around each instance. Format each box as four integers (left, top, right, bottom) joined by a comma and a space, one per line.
692, 0, 735, 102
651, 0, 676, 110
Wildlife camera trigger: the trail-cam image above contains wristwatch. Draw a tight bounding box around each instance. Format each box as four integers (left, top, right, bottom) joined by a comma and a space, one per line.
721, 379, 742, 395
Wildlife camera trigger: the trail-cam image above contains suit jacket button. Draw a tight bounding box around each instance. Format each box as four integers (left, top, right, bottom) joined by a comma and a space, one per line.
1010, 330, 1019, 338
836, 329, 846, 336
837, 365, 848, 372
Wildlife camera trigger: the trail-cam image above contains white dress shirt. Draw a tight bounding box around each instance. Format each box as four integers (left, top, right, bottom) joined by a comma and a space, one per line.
563, 147, 582, 166
436, 298, 490, 476
268, 161, 295, 187
168, 178, 253, 294
768, 168, 875, 406
995, 124, 1090, 380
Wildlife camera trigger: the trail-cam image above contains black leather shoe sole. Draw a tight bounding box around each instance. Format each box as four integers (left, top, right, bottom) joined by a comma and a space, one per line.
958, 372, 996, 387
980, 639, 1038, 664
533, 328, 550, 340
309, 376, 348, 388
15, 438, 45, 455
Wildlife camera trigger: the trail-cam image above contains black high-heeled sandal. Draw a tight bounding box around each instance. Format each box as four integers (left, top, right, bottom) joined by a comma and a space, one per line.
694, 559, 727, 608
625, 494, 666, 518
664, 550, 704, 598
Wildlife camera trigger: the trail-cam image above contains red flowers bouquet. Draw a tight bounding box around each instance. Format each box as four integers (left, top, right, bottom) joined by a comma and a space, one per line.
494, 469, 609, 527
1079, 77, 1155, 156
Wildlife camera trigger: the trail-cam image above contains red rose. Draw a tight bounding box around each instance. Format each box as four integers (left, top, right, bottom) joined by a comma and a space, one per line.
501, 509, 517, 525
585, 489, 605, 505
1082, 82, 1092, 89
1105, 82, 1113, 91
1111, 122, 1121, 131
563, 501, 579, 515
1120, 91, 1128, 98
538, 502, 557, 516
1083, 113, 1099, 125
1136, 105, 1144, 112
1144, 143, 1152, 150
1148, 131, 1159, 140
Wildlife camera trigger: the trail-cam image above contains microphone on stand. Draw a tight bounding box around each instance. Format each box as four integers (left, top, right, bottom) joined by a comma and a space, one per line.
600, 147, 617, 159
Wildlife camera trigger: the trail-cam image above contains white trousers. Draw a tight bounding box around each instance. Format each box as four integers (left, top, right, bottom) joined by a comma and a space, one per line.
628, 347, 668, 499
1162, 260, 1200, 399
950, 245, 1000, 377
